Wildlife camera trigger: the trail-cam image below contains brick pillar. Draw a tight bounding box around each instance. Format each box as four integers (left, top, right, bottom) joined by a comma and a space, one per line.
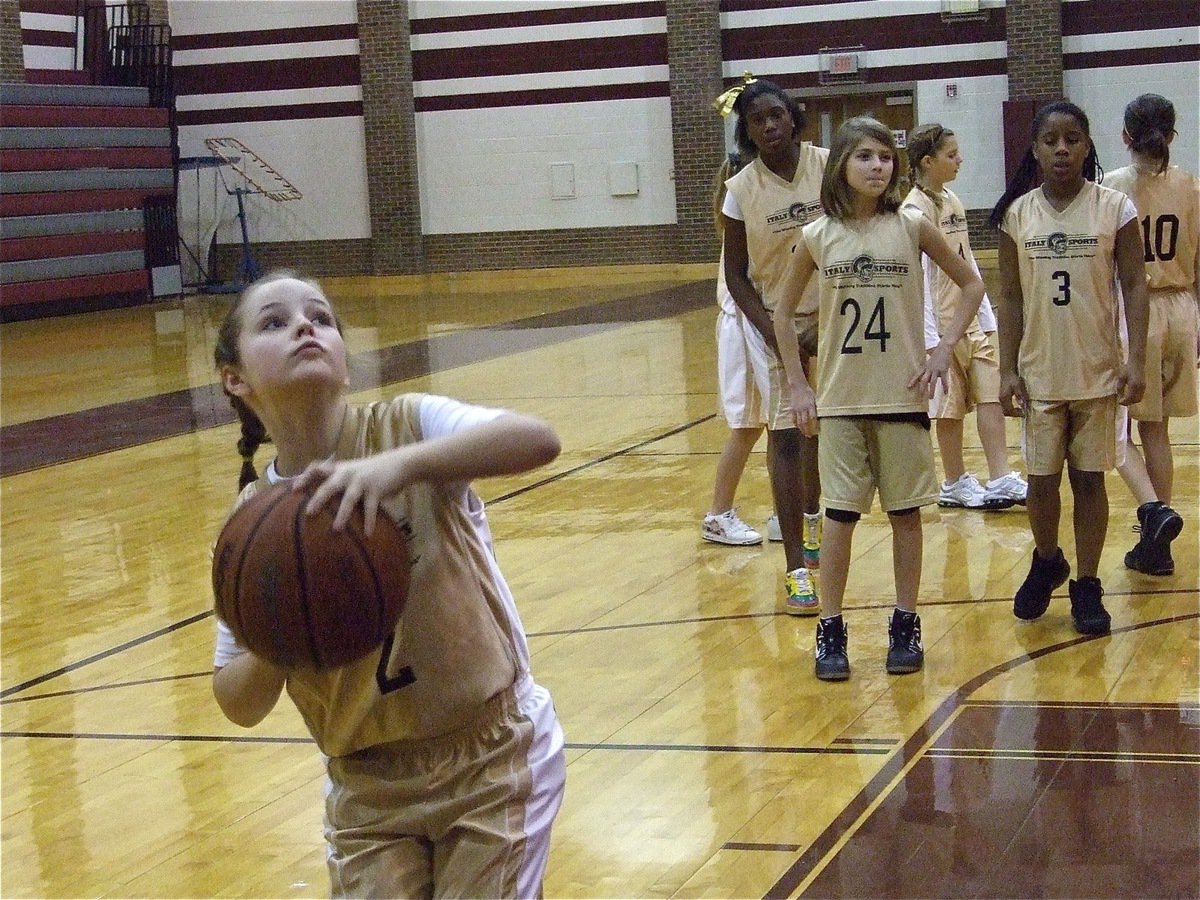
356, 0, 424, 274
1006, 0, 1063, 108
665, 0, 725, 261
1, 0, 24, 83
1002, 0, 1064, 182
144, 0, 169, 26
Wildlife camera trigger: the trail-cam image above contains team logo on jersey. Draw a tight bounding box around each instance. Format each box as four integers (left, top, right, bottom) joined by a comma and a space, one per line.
767, 199, 823, 226
943, 212, 966, 230
823, 255, 910, 282
1025, 231, 1098, 256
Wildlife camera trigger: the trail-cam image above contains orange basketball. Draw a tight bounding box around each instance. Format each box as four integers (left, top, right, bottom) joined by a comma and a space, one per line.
212, 483, 410, 670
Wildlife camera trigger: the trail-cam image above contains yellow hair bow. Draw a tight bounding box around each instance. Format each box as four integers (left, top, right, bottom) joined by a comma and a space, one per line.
712, 72, 757, 118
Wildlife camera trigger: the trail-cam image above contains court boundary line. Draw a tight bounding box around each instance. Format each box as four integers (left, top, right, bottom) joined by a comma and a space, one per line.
765, 611, 1200, 899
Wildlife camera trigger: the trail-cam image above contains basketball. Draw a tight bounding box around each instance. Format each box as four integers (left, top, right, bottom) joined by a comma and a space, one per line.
212, 482, 411, 670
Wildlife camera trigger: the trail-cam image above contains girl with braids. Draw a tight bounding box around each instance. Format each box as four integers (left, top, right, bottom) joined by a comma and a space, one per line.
989, 100, 1149, 636
903, 123, 1027, 510
773, 117, 985, 681
1105, 94, 1197, 577
210, 271, 566, 899
722, 77, 827, 614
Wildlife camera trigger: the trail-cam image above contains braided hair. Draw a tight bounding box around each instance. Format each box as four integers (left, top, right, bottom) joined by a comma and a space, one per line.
907, 123, 955, 213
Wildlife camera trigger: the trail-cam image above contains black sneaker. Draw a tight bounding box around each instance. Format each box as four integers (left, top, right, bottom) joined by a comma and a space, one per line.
815, 616, 850, 681
1069, 577, 1111, 635
1124, 536, 1174, 576
1139, 500, 1184, 545
1013, 548, 1071, 620
1125, 502, 1183, 576
886, 610, 924, 674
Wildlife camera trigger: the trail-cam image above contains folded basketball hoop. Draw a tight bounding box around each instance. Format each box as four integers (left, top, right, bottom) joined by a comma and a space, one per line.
203, 137, 302, 202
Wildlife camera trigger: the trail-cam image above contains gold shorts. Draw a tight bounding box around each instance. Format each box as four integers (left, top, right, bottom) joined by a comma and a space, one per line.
1022, 395, 1118, 475
818, 416, 938, 514
930, 331, 1001, 419
755, 312, 820, 431
325, 685, 565, 899
1128, 289, 1198, 422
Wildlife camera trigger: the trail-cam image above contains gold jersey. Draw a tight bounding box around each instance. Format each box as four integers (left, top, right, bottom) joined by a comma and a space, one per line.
1001, 182, 1132, 401
801, 207, 928, 415
1104, 164, 1199, 293
218, 395, 525, 757
725, 143, 829, 315
902, 186, 986, 340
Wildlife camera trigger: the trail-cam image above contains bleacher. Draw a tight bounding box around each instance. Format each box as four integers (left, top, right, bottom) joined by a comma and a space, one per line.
1, 0, 178, 320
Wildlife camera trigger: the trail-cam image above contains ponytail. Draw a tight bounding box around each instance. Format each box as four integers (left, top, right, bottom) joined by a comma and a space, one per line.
907, 123, 952, 213
1130, 129, 1170, 173
989, 149, 1040, 228
1124, 93, 1175, 174
230, 393, 268, 490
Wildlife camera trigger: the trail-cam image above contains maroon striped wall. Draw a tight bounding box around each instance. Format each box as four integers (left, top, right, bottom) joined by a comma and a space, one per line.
172, 23, 362, 126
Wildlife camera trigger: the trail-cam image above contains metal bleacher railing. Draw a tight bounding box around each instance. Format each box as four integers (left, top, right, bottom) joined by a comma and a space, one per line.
77, 0, 179, 297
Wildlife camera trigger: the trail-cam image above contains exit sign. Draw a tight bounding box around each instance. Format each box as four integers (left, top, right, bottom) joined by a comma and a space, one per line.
828, 53, 859, 75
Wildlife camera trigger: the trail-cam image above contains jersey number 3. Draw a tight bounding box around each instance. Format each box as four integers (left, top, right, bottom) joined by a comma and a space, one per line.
1051, 270, 1071, 306
840, 296, 890, 353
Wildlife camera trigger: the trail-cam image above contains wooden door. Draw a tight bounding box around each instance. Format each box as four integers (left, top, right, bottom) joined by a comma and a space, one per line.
795, 89, 915, 154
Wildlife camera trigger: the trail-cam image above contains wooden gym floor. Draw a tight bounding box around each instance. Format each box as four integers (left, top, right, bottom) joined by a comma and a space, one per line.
2, 263, 1197, 898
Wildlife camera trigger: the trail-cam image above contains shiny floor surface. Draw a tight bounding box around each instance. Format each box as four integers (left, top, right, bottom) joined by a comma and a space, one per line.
2, 265, 1197, 899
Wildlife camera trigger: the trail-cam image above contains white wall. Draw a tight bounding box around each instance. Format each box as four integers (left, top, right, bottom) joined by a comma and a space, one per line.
170, 0, 369, 253
176, 120, 370, 249
416, 98, 677, 234
1066, 60, 1200, 178
20, 9, 78, 70
170, 0, 356, 34
914, 74, 1010, 211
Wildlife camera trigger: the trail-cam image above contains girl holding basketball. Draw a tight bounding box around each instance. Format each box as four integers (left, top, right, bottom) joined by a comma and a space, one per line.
989, 100, 1149, 635
210, 271, 565, 899
772, 117, 985, 681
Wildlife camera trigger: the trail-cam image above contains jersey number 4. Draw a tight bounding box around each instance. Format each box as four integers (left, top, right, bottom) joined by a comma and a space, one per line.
1140, 214, 1179, 262
840, 296, 890, 353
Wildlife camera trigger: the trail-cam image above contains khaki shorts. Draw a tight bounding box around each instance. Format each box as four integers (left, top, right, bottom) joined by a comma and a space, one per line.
1128, 289, 1199, 422
818, 416, 938, 514
716, 308, 767, 428
325, 685, 565, 899
1022, 395, 1118, 475
749, 312, 819, 431
930, 330, 1001, 419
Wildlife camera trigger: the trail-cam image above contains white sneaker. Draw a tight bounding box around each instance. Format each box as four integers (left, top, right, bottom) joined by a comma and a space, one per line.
983, 471, 1028, 509
703, 508, 763, 545
766, 514, 783, 542
938, 473, 988, 509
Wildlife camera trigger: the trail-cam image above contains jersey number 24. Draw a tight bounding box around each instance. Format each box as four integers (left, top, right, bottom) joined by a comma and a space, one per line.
840, 296, 890, 353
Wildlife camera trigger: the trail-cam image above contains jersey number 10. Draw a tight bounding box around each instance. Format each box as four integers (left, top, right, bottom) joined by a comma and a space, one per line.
1141, 214, 1179, 262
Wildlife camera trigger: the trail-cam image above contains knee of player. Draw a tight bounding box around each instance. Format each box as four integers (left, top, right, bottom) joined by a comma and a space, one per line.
826, 507, 861, 525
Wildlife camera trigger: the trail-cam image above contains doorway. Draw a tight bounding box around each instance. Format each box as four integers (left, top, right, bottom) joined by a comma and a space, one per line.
794, 88, 915, 157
